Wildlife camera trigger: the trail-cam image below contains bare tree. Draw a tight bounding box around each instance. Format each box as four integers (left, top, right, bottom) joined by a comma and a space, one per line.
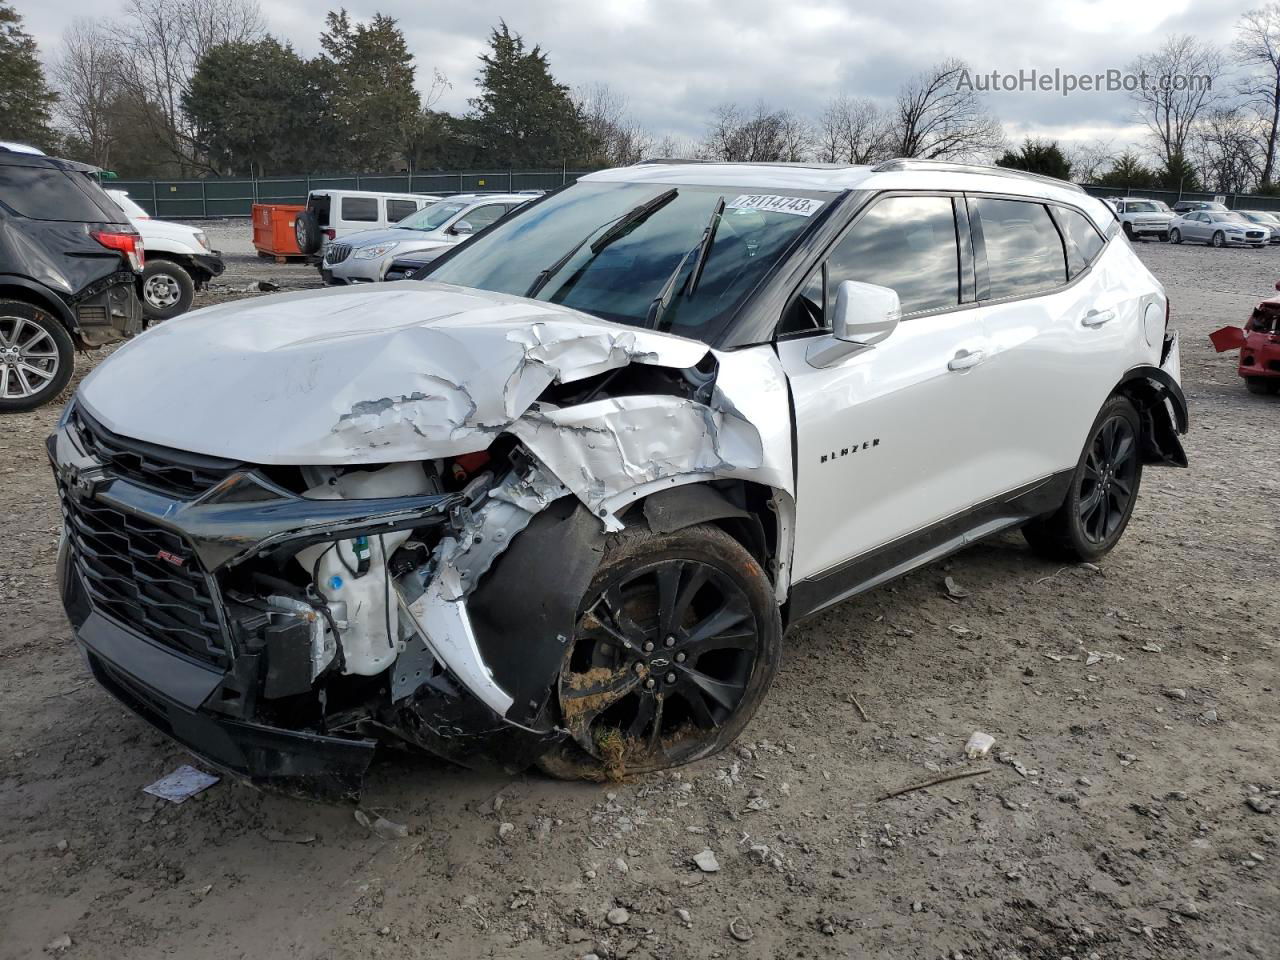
1127, 34, 1224, 172
816, 94, 890, 163
1192, 107, 1263, 192
701, 101, 804, 162
574, 82, 652, 166
776, 110, 814, 162
1236, 4, 1280, 186
111, 0, 265, 169
52, 19, 121, 168
1064, 139, 1117, 184
890, 58, 1004, 160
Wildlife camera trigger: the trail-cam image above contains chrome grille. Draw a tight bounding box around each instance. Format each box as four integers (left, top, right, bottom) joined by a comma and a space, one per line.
324, 243, 352, 265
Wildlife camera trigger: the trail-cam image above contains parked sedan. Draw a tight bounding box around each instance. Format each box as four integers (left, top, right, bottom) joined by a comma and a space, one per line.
1237, 210, 1280, 243
321, 193, 535, 284
1169, 210, 1269, 247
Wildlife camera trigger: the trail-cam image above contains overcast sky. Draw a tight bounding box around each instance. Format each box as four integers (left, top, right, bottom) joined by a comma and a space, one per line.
20, 0, 1260, 152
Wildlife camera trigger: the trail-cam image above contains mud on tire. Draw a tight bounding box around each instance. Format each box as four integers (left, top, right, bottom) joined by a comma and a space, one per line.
537, 522, 782, 781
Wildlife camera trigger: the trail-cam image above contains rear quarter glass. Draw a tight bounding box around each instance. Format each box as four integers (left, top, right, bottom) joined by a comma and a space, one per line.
0, 161, 124, 223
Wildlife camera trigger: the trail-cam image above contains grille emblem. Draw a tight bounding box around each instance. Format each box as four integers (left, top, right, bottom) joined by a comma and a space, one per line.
156, 550, 186, 567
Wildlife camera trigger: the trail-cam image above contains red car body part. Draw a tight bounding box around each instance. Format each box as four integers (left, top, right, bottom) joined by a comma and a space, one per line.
1209, 281, 1280, 389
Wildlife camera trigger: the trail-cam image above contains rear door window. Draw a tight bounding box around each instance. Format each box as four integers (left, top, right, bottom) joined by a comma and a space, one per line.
971, 198, 1067, 300
0, 163, 115, 221
387, 199, 417, 222
341, 197, 378, 222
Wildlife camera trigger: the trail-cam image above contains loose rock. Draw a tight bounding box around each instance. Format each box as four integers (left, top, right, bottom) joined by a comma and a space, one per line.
693, 848, 720, 872
606, 907, 630, 926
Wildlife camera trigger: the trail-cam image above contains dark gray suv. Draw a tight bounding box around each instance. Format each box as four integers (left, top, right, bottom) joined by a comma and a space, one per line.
0, 143, 144, 411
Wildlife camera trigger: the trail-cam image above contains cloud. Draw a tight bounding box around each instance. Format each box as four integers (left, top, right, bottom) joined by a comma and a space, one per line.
24, 0, 1259, 151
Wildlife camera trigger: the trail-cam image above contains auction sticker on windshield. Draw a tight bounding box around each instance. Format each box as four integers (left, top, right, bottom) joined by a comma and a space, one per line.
727, 195, 825, 217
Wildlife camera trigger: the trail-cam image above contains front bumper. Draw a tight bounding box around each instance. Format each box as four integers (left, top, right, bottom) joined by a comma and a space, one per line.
320, 253, 385, 284
1239, 331, 1280, 378
189, 252, 226, 280
46, 407, 580, 793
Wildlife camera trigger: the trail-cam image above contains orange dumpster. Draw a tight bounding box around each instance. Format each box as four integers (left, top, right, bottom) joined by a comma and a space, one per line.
252, 203, 305, 260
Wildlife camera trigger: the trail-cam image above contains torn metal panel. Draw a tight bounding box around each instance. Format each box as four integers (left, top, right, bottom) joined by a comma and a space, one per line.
511, 395, 764, 530
76, 283, 710, 465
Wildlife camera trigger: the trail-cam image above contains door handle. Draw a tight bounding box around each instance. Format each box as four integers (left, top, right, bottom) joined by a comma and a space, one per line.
947, 348, 985, 371
1081, 308, 1116, 328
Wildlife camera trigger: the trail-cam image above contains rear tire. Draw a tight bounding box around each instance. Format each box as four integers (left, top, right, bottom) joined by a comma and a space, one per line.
536, 523, 781, 781
1170, 228, 1182, 244
0, 301, 74, 412
1023, 395, 1143, 563
140, 260, 195, 322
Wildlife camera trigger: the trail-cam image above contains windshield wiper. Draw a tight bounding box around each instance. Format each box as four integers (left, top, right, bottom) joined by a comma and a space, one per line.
645, 196, 725, 329
524, 188, 678, 299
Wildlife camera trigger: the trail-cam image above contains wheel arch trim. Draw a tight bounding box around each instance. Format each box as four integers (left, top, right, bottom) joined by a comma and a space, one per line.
1113, 364, 1189, 467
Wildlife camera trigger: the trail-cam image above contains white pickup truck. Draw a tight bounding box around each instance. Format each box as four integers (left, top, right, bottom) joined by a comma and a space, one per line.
1105, 197, 1175, 242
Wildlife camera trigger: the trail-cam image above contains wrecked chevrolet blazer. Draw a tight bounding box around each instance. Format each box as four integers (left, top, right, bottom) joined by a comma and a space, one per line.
49, 160, 1189, 795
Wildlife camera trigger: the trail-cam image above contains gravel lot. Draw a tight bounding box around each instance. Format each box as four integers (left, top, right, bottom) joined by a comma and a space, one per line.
1, 238, 1277, 960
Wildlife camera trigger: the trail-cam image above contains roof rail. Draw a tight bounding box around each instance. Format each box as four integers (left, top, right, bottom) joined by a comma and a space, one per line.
635, 157, 710, 165
0, 140, 47, 156
870, 158, 1085, 194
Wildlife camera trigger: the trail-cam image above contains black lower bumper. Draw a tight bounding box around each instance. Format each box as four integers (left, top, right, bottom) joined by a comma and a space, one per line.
77, 608, 376, 800
189, 252, 226, 280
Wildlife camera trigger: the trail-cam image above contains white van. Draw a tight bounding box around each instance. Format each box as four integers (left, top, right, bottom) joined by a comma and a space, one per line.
294, 189, 440, 256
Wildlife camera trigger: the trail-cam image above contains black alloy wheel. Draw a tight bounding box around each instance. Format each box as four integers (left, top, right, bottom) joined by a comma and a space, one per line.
539, 524, 780, 779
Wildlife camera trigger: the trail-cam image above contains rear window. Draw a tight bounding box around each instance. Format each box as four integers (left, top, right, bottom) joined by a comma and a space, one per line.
341, 197, 378, 222
0, 163, 118, 221
387, 199, 417, 222
308, 194, 331, 227
972, 198, 1067, 300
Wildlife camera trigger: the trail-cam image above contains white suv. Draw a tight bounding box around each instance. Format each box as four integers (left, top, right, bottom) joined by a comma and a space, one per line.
50, 160, 1188, 793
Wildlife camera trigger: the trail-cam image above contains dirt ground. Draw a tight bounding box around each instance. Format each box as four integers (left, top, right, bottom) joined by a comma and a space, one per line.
1, 229, 1277, 960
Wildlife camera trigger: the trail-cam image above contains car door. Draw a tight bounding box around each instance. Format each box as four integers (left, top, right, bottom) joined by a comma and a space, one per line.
1189, 211, 1210, 242
774, 193, 992, 588
969, 196, 1124, 491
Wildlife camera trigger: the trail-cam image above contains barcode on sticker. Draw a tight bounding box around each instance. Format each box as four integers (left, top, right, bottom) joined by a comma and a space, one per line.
727, 195, 824, 217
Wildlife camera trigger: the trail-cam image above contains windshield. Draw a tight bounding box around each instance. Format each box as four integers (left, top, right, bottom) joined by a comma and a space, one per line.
397, 199, 468, 232
426, 180, 834, 342
1126, 201, 1160, 213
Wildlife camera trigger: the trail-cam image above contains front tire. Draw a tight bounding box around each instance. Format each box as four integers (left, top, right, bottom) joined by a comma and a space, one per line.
1023, 395, 1143, 563
0, 301, 74, 412
537, 523, 781, 781
1159, 232, 1170, 242
140, 260, 195, 322
1245, 376, 1279, 395
1212, 231, 1226, 248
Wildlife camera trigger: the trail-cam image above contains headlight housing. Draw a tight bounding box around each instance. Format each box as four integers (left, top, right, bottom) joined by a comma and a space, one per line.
194, 231, 209, 250
355, 242, 399, 259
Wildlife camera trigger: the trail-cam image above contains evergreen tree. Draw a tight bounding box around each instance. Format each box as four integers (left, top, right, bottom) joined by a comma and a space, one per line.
995, 138, 1073, 181
320, 9, 420, 170
1094, 151, 1159, 190
469, 21, 589, 167
184, 38, 334, 175
0, 3, 58, 151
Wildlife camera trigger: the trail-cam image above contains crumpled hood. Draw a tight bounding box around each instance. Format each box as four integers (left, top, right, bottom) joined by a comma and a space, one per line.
77, 282, 710, 464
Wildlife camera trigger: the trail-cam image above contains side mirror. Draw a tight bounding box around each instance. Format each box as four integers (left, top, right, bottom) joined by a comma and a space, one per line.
807, 280, 901, 368
450, 220, 474, 236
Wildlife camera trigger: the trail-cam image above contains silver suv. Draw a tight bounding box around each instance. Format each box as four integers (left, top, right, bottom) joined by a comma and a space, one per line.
320, 193, 535, 284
